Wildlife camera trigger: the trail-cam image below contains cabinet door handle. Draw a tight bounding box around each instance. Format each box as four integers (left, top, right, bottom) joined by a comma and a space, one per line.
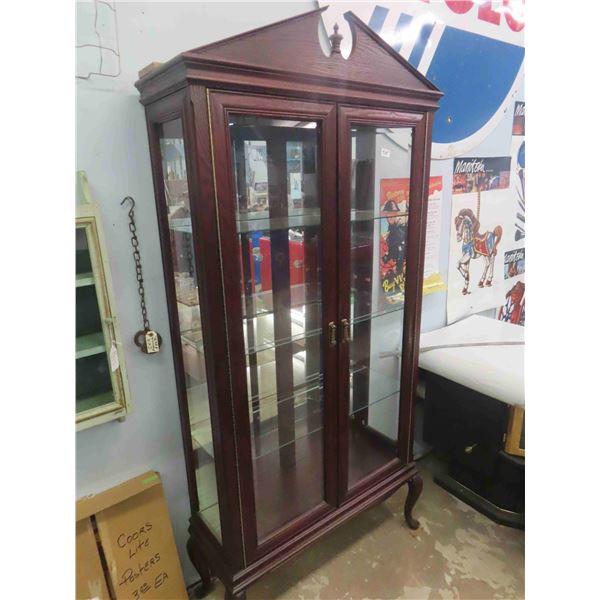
328, 322, 337, 346
341, 318, 350, 343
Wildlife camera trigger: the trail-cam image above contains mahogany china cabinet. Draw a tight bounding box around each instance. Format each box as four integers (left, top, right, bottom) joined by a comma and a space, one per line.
136, 8, 441, 599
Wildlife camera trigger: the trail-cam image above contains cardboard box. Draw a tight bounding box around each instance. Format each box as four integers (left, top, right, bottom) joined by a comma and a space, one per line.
76, 471, 187, 600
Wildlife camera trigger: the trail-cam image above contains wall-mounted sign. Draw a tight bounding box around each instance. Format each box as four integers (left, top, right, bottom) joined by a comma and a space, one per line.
319, 1, 524, 159
447, 154, 514, 323
452, 156, 512, 195
512, 101, 525, 136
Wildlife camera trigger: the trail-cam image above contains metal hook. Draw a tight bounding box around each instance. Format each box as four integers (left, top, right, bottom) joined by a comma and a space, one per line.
121, 196, 135, 217
121, 196, 135, 209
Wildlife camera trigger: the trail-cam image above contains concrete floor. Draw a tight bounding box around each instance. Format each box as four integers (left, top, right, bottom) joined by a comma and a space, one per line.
200, 455, 524, 599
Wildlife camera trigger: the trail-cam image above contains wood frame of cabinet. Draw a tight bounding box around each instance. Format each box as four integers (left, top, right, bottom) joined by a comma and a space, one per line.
136, 7, 441, 599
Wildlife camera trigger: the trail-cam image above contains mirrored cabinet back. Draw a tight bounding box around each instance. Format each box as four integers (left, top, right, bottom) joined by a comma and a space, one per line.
135, 7, 441, 599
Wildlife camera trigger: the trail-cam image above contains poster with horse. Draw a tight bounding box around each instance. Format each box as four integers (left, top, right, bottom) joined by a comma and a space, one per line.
447, 157, 512, 324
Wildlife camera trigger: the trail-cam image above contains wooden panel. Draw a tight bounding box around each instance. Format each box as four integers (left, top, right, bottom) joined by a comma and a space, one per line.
135, 9, 443, 110
184, 9, 437, 94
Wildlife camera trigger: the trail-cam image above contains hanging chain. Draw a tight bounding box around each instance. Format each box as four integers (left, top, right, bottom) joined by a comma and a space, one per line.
121, 196, 161, 353
122, 196, 150, 331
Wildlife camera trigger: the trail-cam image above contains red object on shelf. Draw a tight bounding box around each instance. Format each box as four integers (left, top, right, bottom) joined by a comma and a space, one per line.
259, 237, 305, 291
239, 236, 256, 293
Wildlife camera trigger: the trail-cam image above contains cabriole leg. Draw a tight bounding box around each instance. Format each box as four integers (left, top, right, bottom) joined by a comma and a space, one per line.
187, 538, 213, 598
404, 474, 424, 530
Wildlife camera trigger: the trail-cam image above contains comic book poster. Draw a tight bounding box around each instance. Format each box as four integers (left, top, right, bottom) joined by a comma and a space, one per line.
497, 278, 525, 326
452, 157, 511, 194
511, 137, 525, 243
378, 177, 444, 307
379, 178, 410, 306
504, 247, 525, 279
495, 101, 525, 325
512, 101, 525, 136
447, 156, 513, 324
423, 177, 445, 293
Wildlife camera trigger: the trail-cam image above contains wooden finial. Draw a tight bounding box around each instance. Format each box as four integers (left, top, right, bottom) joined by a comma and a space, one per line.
329, 23, 343, 54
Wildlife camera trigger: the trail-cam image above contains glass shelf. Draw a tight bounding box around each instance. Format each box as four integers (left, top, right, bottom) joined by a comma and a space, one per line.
351, 209, 409, 222
252, 416, 324, 462
76, 272, 95, 287
236, 208, 321, 233
181, 329, 205, 353
177, 289, 200, 307
186, 380, 326, 461
237, 207, 321, 222
349, 384, 400, 420
243, 298, 321, 323
350, 302, 404, 326
349, 365, 401, 411
75, 332, 106, 359
249, 372, 323, 409
168, 217, 192, 234
249, 380, 323, 418
246, 349, 322, 406
241, 283, 322, 320
196, 460, 220, 539
187, 383, 214, 455
245, 324, 322, 356
191, 421, 214, 456
198, 501, 221, 540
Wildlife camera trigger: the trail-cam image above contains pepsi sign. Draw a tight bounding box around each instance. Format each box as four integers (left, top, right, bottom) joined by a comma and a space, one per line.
318, 1, 525, 159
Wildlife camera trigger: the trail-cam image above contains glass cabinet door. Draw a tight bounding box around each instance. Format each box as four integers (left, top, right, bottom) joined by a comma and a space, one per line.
209, 93, 337, 551
338, 108, 421, 497
231, 116, 325, 541
157, 119, 222, 542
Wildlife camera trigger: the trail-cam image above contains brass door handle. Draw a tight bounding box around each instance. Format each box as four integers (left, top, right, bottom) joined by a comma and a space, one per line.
341, 318, 350, 343
328, 322, 337, 346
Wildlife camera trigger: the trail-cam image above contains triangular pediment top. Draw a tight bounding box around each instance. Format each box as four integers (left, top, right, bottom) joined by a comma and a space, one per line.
182, 7, 440, 97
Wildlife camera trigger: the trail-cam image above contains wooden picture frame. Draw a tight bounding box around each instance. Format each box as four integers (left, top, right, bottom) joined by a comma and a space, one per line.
76, 173, 131, 431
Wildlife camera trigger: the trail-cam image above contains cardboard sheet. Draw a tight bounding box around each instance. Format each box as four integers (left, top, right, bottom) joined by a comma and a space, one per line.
76, 471, 187, 600
76, 518, 111, 600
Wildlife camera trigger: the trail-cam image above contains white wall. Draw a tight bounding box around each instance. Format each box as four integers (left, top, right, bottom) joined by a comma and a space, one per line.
76, 1, 317, 585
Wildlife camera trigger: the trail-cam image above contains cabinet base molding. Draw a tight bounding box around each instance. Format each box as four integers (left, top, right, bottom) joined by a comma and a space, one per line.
188, 462, 421, 598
